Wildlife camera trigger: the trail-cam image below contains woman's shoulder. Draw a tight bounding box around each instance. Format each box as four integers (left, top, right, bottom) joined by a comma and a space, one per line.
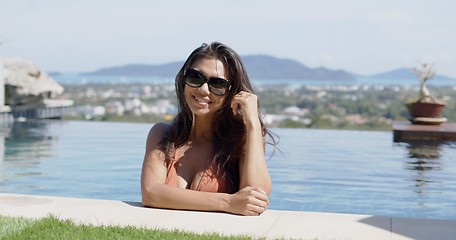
149, 122, 171, 136
151, 122, 171, 131
146, 122, 172, 143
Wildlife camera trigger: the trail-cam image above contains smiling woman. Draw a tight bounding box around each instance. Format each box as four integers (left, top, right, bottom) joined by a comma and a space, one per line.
140, 42, 278, 216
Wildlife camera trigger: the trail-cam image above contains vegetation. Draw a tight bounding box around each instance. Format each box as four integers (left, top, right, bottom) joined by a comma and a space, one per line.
410, 63, 438, 103
61, 83, 456, 131
0, 215, 255, 240
257, 84, 454, 130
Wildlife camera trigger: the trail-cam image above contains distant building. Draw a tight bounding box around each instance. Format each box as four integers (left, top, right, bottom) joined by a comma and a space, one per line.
106, 101, 125, 116
282, 106, 309, 116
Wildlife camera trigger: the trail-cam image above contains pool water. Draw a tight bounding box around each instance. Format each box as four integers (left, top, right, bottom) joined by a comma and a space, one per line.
1, 120, 455, 220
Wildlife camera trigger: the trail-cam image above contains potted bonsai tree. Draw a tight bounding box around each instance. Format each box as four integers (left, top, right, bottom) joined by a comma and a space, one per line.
406, 63, 446, 124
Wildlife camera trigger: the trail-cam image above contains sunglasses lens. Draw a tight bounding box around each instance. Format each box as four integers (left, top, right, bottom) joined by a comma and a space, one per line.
208, 78, 230, 95
184, 69, 204, 87
185, 76, 204, 87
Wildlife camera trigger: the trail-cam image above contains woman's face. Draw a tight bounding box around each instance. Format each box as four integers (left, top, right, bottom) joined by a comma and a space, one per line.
184, 57, 229, 118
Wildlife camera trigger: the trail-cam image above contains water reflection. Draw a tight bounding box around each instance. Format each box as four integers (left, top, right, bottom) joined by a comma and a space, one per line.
0, 120, 58, 184
407, 142, 442, 160
403, 141, 444, 195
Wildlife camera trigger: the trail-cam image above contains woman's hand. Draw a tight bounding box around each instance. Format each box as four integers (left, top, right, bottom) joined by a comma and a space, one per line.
231, 91, 260, 127
227, 186, 269, 216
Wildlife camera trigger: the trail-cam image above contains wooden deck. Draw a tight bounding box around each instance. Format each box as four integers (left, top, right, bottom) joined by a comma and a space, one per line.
0, 100, 73, 121
393, 121, 456, 142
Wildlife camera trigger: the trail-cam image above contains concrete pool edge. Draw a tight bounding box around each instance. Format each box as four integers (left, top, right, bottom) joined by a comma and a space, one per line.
0, 193, 454, 240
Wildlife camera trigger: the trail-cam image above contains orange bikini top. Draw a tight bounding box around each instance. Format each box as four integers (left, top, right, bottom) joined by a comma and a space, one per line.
164, 148, 235, 193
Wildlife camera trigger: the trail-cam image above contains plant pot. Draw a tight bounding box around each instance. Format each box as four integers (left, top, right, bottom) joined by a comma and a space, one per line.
405, 101, 446, 118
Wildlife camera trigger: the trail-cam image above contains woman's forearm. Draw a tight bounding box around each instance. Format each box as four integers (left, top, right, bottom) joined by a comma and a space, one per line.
142, 182, 230, 212
142, 182, 269, 216
239, 120, 272, 194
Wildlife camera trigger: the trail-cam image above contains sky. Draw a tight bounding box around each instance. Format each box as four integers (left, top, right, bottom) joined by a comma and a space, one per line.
1, 0, 455, 77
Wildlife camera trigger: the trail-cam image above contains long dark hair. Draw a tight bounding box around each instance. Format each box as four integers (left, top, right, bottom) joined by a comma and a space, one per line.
162, 42, 277, 192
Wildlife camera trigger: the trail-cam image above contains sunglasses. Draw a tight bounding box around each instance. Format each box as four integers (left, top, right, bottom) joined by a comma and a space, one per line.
184, 68, 231, 96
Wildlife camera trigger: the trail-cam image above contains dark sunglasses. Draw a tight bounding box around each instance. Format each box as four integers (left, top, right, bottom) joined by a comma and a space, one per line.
184, 68, 231, 96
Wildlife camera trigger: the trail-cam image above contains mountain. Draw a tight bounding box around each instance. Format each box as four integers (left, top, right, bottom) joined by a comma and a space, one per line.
83, 55, 357, 81
82, 56, 456, 82
364, 68, 456, 81
242, 55, 355, 80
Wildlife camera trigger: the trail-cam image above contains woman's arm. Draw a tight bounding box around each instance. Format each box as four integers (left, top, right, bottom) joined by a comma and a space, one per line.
140, 122, 269, 215
231, 92, 272, 195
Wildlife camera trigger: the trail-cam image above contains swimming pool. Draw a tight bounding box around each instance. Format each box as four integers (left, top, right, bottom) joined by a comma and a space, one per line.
1, 120, 455, 220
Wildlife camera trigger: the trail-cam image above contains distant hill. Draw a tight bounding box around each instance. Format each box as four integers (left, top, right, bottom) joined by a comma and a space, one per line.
83, 55, 357, 81
242, 55, 355, 80
364, 68, 456, 81
82, 56, 456, 83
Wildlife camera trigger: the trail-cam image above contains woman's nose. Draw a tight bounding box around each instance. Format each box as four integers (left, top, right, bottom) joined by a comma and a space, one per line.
197, 82, 210, 95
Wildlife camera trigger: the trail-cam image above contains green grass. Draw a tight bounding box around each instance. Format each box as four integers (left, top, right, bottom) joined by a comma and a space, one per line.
0, 215, 256, 240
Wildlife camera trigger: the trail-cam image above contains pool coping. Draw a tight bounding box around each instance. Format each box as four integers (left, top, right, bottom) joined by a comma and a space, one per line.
392, 121, 456, 142
1, 193, 455, 240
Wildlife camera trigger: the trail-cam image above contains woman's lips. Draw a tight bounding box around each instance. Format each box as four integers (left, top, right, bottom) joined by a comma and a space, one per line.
193, 95, 211, 106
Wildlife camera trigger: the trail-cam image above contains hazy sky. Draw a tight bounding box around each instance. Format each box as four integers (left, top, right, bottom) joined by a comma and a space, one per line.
1, 0, 455, 77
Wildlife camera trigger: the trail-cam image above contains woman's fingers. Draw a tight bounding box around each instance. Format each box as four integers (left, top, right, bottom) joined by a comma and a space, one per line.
231, 91, 247, 115
231, 186, 269, 216
253, 187, 269, 200
231, 101, 239, 115
231, 91, 259, 122
246, 203, 266, 216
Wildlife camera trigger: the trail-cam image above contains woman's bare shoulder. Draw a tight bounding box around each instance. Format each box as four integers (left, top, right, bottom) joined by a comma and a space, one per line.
149, 122, 171, 134
146, 122, 171, 145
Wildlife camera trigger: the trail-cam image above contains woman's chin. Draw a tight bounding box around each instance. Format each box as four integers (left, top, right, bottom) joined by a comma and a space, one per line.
191, 109, 211, 116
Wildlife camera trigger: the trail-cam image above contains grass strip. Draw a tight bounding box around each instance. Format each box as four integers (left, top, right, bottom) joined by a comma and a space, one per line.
0, 215, 256, 240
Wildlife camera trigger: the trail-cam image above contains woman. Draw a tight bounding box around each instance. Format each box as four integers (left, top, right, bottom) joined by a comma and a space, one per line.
141, 42, 276, 216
